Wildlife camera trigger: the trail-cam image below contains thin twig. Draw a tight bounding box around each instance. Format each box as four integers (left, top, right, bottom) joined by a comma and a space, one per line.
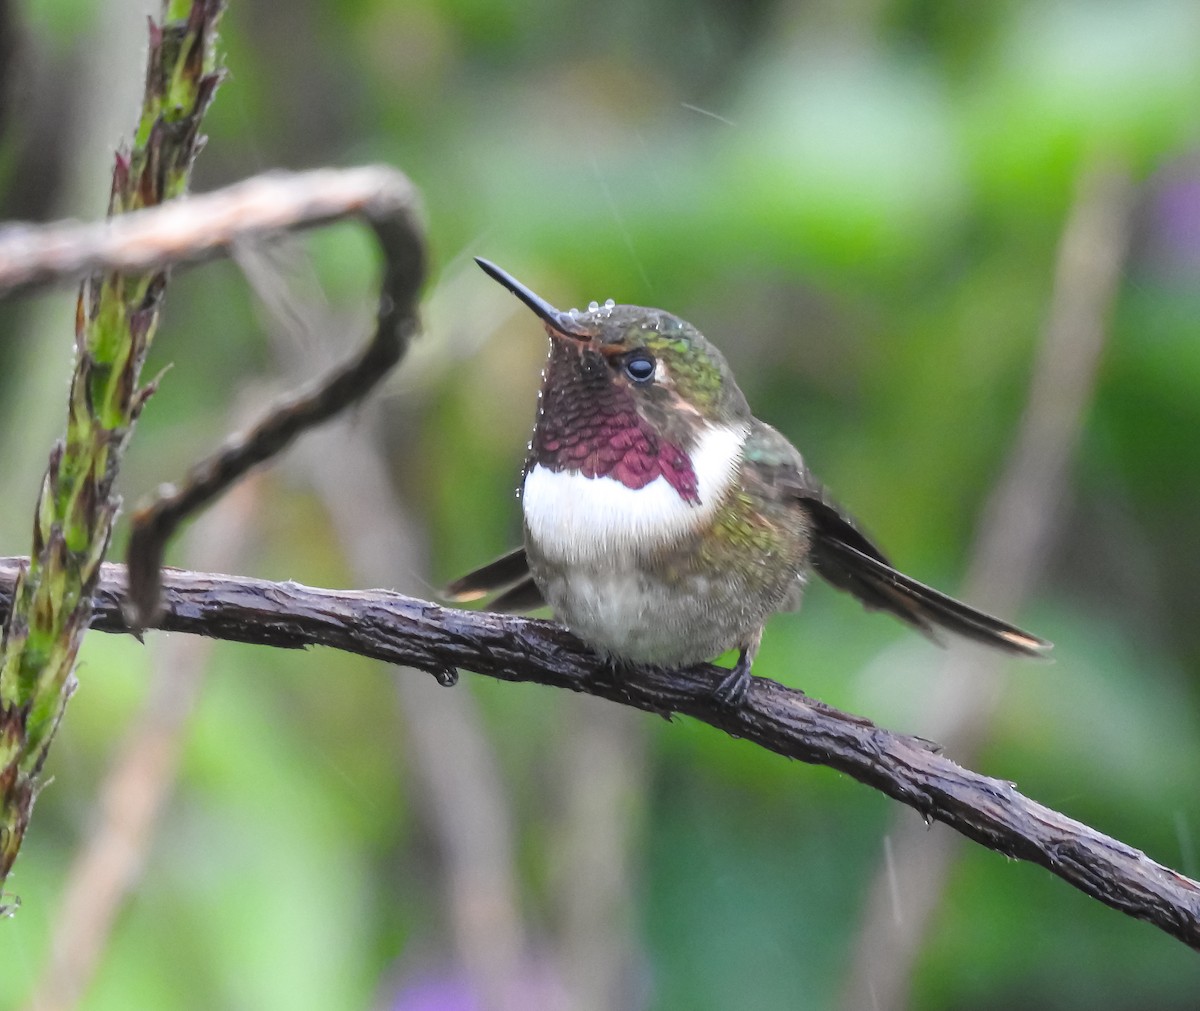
551, 697, 645, 1009
122, 166, 426, 626
0, 557, 1196, 950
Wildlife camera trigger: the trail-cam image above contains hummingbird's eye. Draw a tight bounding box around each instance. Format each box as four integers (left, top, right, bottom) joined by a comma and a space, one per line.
623, 353, 656, 383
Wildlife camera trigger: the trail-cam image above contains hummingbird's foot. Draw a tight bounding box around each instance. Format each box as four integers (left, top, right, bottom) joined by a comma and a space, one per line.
712, 648, 754, 709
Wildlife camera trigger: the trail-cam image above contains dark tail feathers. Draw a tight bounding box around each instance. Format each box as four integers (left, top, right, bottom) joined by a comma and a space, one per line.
811, 536, 1051, 658
444, 546, 546, 614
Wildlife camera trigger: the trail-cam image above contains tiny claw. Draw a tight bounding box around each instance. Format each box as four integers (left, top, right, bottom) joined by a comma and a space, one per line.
712, 648, 754, 710
433, 666, 458, 688
712, 666, 751, 709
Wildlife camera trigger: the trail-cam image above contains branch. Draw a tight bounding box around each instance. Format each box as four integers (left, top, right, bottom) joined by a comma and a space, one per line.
1, 557, 1196, 949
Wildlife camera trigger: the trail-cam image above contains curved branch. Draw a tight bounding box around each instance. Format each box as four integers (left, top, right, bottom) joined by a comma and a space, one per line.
0, 556, 1196, 949
0, 164, 428, 631
114, 166, 427, 626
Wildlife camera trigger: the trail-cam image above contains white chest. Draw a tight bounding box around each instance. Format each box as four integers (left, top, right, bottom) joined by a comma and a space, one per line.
521, 422, 749, 565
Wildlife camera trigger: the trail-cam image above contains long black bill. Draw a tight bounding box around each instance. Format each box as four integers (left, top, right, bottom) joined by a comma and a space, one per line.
474, 257, 590, 338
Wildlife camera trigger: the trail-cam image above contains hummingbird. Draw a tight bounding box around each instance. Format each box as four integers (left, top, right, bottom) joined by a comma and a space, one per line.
447, 258, 1051, 706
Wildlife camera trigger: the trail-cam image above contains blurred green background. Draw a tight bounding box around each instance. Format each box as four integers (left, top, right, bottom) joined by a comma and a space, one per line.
2, 0, 1200, 1008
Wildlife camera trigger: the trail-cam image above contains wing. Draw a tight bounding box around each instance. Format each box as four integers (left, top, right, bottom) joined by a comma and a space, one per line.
744, 423, 1051, 658
443, 545, 546, 614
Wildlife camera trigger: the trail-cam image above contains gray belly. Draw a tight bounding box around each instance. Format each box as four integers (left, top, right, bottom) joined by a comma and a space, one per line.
529, 554, 803, 666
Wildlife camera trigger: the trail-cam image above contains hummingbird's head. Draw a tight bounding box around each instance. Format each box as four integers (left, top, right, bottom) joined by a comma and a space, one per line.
550, 301, 752, 425
476, 258, 752, 507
